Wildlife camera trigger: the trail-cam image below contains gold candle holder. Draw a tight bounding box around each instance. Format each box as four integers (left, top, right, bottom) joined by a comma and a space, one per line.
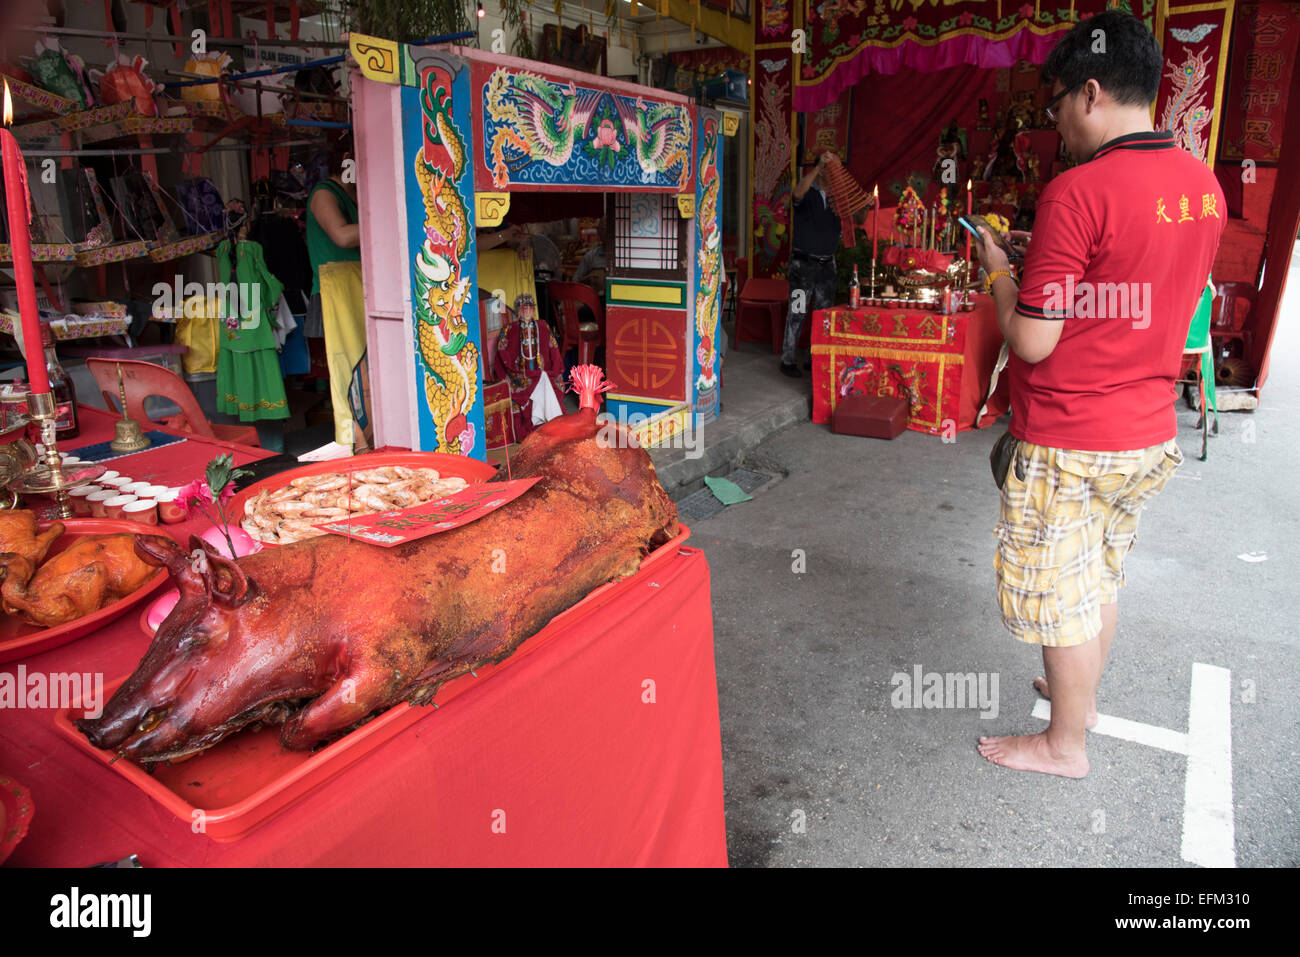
11, 391, 105, 519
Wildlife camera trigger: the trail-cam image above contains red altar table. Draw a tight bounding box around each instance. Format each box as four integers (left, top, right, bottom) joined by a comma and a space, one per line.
811, 295, 1009, 434
0, 411, 727, 867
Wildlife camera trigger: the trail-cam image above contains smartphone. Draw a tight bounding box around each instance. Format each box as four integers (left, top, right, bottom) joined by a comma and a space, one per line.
957, 215, 1022, 263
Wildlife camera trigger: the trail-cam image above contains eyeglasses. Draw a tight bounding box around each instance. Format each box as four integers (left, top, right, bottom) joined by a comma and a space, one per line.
1044, 82, 1084, 123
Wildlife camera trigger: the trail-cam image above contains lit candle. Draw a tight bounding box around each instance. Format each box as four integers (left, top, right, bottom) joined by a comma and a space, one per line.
964, 179, 973, 267
1, 81, 50, 395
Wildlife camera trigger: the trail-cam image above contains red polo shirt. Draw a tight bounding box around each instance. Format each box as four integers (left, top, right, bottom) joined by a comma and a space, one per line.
1011, 130, 1226, 451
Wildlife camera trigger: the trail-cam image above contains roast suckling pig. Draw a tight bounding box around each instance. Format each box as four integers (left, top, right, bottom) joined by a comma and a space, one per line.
77, 367, 678, 763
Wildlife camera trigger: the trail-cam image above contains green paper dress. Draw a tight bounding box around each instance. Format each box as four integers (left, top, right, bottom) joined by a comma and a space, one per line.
215, 238, 290, 422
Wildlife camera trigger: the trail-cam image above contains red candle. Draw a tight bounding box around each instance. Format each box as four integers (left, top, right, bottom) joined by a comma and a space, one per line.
2, 81, 50, 395
872, 184, 878, 254
964, 178, 973, 267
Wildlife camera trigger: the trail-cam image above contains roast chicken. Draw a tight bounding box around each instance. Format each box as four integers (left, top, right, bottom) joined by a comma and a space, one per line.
78, 367, 680, 763
0, 510, 64, 570
1, 533, 158, 626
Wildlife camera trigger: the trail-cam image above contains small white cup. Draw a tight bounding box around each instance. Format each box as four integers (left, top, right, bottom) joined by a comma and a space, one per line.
122, 499, 158, 525
122, 481, 152, 495
99, 470, 119, 482
68, 485, 98, 515
86, 489, 117, 517
141, 485, 170, 499
101, 476, 131, 488
103, 494, 138, 520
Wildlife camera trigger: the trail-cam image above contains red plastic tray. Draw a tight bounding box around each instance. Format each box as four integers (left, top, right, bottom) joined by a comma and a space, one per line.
0, 519, 173, 665
54, 522, 691, 842
229, 451, 499, 547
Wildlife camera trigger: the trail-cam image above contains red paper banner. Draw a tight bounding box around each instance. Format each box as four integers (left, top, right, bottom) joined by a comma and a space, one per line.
316, 478, 542, 546
1218, 0, 1299, 164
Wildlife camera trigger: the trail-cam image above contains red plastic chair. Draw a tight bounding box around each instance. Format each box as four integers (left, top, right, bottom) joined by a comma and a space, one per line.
547, 281, 604, 367
1209, 280, 1257, 360
87, 358, 261, 448
734, 277, 789, 354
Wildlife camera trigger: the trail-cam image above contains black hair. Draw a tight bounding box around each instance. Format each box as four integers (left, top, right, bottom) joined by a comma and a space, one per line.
327, 132, 354, 174
1041, 10, 1163, 107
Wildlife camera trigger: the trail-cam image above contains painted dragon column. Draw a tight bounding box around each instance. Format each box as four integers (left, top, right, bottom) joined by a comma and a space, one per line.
350, 35, 486, 458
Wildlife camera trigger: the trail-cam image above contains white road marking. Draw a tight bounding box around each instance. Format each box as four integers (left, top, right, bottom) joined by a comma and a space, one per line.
1030, 661, 1234, 867
1031, 699, 1189, 754
1236, 552, 1268, 563
1182, 663, 1235, 868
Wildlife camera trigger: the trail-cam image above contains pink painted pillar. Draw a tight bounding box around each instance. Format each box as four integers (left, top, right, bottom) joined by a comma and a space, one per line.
353, 66, 418, 449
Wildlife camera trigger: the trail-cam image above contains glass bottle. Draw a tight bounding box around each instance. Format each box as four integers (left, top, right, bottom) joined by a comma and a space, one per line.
40, 323, 80, 440
849, 264, 861, 309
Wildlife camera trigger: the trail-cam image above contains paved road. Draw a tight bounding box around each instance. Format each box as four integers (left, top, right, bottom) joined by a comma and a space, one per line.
697, 247, 1300, 867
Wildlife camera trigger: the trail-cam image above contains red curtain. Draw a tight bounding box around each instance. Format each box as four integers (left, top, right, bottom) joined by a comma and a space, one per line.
847, 64, 996, 205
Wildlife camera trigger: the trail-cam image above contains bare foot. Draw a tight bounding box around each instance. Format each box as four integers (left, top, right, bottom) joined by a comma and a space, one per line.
977, 732, 1090, 778
1033, 675, 1098, 729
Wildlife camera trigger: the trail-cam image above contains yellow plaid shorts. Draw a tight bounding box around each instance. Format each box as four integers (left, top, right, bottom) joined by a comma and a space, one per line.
993, 438, 1184, 647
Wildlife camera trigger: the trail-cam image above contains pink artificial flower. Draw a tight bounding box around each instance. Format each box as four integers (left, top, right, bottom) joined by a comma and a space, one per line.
219, 483, 237, 506
177, 479, 213, 515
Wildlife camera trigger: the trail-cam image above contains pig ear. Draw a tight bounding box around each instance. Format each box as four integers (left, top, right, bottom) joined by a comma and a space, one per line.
188, 536, 250, 608
207, 552, 249, 608
135, 534, 189, 573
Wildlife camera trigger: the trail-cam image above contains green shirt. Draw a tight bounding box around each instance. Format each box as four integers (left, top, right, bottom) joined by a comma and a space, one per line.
306, 179, 361, 296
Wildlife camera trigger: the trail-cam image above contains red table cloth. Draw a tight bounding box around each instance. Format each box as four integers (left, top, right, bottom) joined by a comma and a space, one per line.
811, 296, 1009, 434
1, 412, 727, 866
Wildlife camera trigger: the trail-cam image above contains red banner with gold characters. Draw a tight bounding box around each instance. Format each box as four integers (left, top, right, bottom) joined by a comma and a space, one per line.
1218, 0, 1298, 164
1155, 1, 1236, 165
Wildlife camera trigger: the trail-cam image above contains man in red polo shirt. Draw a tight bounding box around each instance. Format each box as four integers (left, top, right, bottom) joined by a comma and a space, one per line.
973, 10, 1225, 777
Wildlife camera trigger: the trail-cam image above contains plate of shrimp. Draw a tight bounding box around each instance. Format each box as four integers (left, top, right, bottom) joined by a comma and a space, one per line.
229, 453, 500, 546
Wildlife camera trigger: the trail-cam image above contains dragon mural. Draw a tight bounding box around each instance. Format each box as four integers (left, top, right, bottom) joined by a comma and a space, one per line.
1159, 46, 1214, 161
413, 66, 479, 455
694, 118, 722, 403
483, 67, 691, 189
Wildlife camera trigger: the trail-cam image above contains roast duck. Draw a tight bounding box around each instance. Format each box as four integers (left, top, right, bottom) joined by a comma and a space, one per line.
78, 367, 679, 763
0, 512, 157, 627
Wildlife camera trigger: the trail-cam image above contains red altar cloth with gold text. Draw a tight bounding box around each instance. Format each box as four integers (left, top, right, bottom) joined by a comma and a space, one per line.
811, 296, 1008, 434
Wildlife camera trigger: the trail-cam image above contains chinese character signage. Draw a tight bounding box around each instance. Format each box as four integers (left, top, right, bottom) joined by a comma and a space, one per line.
1219, 0, 1299, 164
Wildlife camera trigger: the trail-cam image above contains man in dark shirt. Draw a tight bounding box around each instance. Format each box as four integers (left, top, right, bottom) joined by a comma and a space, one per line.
781, 152, 842, 376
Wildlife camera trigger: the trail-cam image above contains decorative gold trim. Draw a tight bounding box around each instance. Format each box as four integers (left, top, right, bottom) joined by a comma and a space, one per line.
350, 34, 400, 83
722, 111, 740, 137
676, 194, 696, 218
476, 192, 511, 227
